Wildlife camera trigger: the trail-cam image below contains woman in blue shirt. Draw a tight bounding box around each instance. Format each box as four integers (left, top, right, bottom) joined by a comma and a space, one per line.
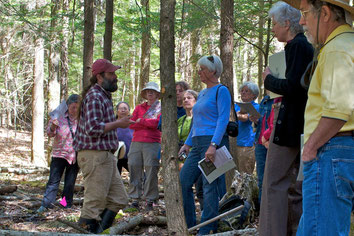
179, 55, 231, 235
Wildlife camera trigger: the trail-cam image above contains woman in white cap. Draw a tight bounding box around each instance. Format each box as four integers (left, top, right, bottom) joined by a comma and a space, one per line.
127, 82, 161, 211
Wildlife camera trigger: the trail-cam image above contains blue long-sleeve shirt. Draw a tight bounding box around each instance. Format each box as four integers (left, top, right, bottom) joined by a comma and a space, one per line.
235, 101, 260, 147
185, 84, 231, 146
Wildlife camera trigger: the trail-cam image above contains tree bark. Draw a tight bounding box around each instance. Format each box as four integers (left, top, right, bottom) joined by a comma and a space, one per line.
60, 0, 70, 100
191, 29, 203, 91
103, 0, 113, 61
82, 0, 95, 90
220, 0, 236, 192
137, 0, 151, 103
160, 0, 188, 235
32, 33, 46, 167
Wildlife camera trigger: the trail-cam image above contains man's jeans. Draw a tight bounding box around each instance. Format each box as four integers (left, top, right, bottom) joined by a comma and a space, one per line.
297, 136, 354, 236
180, 135, 228, 235
42, 157, 79, 208
255, 144, 267, 202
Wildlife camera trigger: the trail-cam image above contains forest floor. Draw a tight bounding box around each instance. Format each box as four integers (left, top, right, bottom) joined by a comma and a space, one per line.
0, 127, 353, 236
0, 127, 171, 235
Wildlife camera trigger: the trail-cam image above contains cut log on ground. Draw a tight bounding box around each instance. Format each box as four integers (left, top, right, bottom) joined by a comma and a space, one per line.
0, 229, 129, 236
0, 167, 50, 175
56, 219, 90, 234
109, 214, 167, 235
0, 185, 17, 195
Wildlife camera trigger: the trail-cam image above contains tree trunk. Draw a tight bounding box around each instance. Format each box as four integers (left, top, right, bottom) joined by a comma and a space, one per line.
32, 37, 46, 167
191, 29, 203, 91
61, 0, 70, 100
257, 0, 265, 100
220, 0, 236, 192
103, 0, 113, 61
82, 0, 95, 90
128, 45, 137, 109
137, 0, 151, 103
160, 0, 188, 234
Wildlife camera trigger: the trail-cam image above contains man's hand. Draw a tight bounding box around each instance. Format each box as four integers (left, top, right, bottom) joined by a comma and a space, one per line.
117, 115, 135, 128
262, 67, 272, 81
205, 145, 216, 162
302, 144, 317, 162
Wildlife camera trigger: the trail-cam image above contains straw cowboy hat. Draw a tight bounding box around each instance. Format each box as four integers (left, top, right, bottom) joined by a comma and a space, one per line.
140, 81, 160, 100
283, 0, 354, 17
114, 141, 126, 159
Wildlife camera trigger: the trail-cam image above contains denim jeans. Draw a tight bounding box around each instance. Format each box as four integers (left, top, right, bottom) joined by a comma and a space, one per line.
255, 144, 267, 202
297, 136, 354, 236
42, 157, 79, 208
180, 135, 228, 235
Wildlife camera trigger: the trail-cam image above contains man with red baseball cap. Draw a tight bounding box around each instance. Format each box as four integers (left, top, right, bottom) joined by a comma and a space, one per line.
73, 59, 133, 233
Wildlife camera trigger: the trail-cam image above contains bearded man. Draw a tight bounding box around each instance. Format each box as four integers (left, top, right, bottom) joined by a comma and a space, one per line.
73, 59, 133, 233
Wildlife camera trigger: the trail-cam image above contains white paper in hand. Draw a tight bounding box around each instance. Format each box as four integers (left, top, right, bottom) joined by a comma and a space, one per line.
49, 100, 68, 119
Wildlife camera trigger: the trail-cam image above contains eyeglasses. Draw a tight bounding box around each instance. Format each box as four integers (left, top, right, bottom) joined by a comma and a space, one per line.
207, 56, 214, 63
300, 9, 311, 19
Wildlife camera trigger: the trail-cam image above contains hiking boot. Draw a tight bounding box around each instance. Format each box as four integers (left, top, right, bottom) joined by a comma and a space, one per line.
36, 206, 48, 213
96, 208, 117, 233
131, 201, 139, 209
78, 217, 98, 233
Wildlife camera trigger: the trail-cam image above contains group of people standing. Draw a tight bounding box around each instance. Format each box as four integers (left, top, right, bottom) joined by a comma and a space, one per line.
37, 0, 353, 235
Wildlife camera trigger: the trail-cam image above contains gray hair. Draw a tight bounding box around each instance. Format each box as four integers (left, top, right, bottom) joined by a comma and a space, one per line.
184, 89, 198, 101
269, 1, 304, 35
198, 55, 223, 78
240, 81, 259, 99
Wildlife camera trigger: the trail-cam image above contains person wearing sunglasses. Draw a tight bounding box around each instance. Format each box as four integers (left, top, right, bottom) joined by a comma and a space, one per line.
178, 55, 231, 235
282, 0, 354, 235
260, 2, 314, 236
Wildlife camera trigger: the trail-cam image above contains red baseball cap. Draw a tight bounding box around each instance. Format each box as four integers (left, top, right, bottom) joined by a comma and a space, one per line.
92, 59, 122, 76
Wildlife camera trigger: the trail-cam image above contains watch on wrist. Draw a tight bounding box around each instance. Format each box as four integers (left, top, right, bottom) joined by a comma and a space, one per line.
210, 142, 217, 148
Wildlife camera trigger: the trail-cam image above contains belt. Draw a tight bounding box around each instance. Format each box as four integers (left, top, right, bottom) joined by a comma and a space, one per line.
333, 131, 354, 137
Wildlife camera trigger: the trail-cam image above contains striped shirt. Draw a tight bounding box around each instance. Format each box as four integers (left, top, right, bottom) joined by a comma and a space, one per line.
73, 84, 118, 151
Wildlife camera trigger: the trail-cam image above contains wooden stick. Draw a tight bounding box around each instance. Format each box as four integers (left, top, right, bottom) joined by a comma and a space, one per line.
188, 205, 244, 232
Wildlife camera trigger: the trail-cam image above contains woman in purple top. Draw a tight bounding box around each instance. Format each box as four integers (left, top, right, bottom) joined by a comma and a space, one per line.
37, 94, 80, 213
116, 102, 134, 174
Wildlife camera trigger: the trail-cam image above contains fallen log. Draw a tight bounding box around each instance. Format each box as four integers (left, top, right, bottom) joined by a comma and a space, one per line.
208, 228, 258, 236
0, 185, 17, 195
109, 214, 144, 235
0, 167, 49, 175
56, 219, 90, 234
0, 229, 129, 236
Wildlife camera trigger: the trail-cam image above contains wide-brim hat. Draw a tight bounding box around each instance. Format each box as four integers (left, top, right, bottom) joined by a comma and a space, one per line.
283, 0, 354, 17
141, 81, 160, 100
114, 141, 126, 159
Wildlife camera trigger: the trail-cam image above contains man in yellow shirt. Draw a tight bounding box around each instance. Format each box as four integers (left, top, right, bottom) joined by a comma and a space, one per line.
284, 0, 353, 235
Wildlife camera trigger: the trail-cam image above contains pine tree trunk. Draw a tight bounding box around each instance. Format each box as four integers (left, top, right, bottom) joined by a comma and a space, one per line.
138, 0, 151, 103
257, 0, 265, 100
32, 37, 46, 167
83, 0, 95, 90
103, 0, 113, 61
220, 0, 236, 192
61, 0, 70, 100
191, 29, 203, 91
160, 0, 188, 234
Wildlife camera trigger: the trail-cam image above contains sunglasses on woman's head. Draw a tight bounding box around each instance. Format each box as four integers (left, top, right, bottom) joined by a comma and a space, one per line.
207, 56, 214, 63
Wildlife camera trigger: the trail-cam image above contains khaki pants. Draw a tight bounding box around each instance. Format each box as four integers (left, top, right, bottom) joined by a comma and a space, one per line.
259, 104, 302, 236
77, 150, 128, 220
128, 142, 160, 202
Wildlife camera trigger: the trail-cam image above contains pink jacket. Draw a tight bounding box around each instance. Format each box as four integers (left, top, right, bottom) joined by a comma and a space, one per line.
129, 102, 161, 143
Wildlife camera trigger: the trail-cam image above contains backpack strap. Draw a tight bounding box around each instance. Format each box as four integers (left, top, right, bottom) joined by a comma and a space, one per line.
216, 85, 238, 123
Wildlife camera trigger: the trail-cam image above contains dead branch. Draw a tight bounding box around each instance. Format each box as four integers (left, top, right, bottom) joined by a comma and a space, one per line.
208, 228, 258, 236
0, 229, 130, 236
56, 219, 90, 234
109, 214, 144, 235
0, 185, 17, 195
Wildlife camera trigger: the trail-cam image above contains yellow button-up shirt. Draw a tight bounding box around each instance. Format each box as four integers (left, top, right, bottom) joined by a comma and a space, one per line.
304, 24, 354, 143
